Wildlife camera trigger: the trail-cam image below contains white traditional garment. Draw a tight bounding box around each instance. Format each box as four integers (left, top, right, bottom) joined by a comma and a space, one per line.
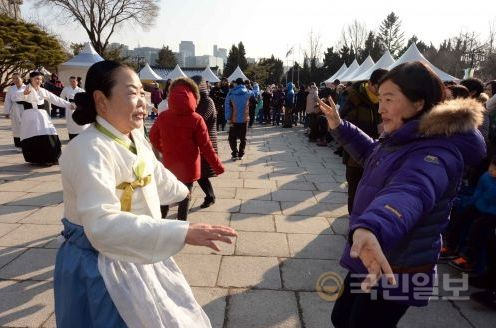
59, 116, 211, 328
3, 84, 26, 139
12, 85, 71, 140
60, 85, 89, 135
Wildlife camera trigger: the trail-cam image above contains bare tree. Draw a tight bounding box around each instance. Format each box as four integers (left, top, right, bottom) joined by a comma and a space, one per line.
340, 20, 368, 56
35, 0, 159, 56
307, 30, 322, 62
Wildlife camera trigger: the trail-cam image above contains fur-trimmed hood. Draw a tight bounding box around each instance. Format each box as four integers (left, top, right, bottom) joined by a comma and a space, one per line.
419, 98, 485, 137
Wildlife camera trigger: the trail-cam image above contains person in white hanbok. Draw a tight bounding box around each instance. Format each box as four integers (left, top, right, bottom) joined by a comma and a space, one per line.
60, 76, 87, 140
12, 71, 74, 165
3, 73, 25, 150
54, 60, 237, 328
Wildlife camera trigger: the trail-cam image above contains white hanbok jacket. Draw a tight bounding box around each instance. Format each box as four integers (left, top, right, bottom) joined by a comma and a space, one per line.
59, 116, 211, 327
3, 84, 26, 138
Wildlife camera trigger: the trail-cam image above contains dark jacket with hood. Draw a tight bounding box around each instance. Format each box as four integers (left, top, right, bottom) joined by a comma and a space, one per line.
332, 98, 486, 306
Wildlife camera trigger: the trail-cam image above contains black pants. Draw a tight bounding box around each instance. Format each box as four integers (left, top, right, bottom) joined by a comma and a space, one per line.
487, 231, 496, 291
263, 107, 271, 123
51, 105, 65, 118
345, 165, 364, 214
160, 183, 193, 220
465, 210, 496, 262
331, 273, 409, 328
197, 176, 215, 201
272, 107, 281, 125
68, 134, 78, 140
249, 106, 255, 127
228, 122, 247, 158
283, 106, 293, 127
13, 137, 21, 148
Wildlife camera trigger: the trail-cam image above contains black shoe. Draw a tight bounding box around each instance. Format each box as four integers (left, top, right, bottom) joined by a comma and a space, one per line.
238, 156, 243, 160
471, 291, 496, 310
231, 156, 238, 161
200, 198, 215, 208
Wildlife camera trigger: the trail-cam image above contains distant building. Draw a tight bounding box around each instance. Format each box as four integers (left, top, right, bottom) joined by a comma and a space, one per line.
174, 52, 185, 66
131, 47, 161, 65
195, 55, 224, 68
1, 0, 22, 19
185, 56, 197, 67
213, 45, 228, 62
179, 41, 195, 58
247, 57, 256, 64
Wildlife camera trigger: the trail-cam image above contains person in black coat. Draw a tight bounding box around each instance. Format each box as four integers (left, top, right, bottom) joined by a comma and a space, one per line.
192, 76, 219, 208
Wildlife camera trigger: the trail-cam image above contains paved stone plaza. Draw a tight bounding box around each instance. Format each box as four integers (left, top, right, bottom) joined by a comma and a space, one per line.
0, 114, 495, 327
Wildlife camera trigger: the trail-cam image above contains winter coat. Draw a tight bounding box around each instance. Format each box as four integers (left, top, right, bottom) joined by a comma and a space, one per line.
149, 81, 224, 184
340, 82, 381, 167
332, 98, 486, 306
151, 87, 163, 105
295, 89, 308, 112
262, 91, 272, 110
305, 85, 319, 114
271, 89, 285, 109
468, 172, 496, 215
285, 83, 295, 108
224, 85, 253, 123
196, 90, 219, 179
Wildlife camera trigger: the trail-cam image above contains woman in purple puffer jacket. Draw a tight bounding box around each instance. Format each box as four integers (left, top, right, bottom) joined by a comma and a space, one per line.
319, 62, 486, 328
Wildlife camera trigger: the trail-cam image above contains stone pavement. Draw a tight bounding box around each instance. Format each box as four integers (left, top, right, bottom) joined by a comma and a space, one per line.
0, 113, 495, 327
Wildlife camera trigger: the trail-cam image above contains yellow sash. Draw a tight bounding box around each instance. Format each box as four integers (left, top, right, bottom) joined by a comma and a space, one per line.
95, 122, 151, 211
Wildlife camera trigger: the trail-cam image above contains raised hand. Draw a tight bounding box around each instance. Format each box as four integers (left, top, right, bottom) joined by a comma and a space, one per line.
318, 98, 341, 129
350, 228, 396, 292
185, 223, 237, 251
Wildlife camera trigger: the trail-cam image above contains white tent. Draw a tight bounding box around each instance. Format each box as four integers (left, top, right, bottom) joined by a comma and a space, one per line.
201, 67, 220, 83
325, 63, 347, 83
346, 56, 375, 81
165, 64, 187, 80
138, 63, 162, 80
352, 51, 396, 82
227, 66, 248, 82
58, 43, 103, 86
389, 43, 458, 82
334, 59, 359, 81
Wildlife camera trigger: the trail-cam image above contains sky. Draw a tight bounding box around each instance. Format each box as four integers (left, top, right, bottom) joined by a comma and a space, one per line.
21, 0, 495, 64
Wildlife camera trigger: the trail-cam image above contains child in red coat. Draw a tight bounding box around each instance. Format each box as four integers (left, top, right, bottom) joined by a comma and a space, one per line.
150, 77, 224, 220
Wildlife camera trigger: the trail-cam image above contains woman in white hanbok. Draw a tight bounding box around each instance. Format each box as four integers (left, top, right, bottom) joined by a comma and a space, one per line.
54, 61, 237, 328
12, 71, 73, 165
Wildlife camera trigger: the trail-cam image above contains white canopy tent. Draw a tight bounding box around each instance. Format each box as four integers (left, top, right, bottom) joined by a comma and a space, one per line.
346, 56, 375, 81
58, 43, 103, 86
201, 66, 220, 83
138, 63, 162, 80
165, 65, 187, 80
227, 66, 249, 82
389, 43, 458, 82
325, 63, 348, 83
352, 51, 395, 82
334, 59, 359, 81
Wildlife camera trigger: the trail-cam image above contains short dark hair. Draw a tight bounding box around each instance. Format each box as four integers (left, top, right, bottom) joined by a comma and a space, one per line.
69, 76, 76, 80
447, 84, 470, 99
460, 78, 484, 97
486, 80, 496, 96
369, 68, 388, 85
235, 78, 244, 85
333, 79, 340, 85
379, 62, 444, 114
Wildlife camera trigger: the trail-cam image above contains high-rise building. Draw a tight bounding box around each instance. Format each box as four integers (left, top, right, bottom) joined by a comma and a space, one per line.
179, 41, 195, 58
213, 45, 228, 62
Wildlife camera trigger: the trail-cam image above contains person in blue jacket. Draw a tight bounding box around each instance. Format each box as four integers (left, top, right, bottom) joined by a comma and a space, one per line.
283, 82, 295, 128
225, 78, 254, 160
318, 61, 486, 327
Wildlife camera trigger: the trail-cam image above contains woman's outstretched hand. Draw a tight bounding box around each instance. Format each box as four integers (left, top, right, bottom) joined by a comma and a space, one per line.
185, 223, 237, 252
318, 98, 341, 130
350, 228, 397, 292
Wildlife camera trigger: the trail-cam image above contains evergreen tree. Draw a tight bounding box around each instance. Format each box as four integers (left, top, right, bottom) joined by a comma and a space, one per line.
399, 35, 429, 56
361, 32, 384, 61
378, 12, 405, 57
322, 47, 342, 77
237, 42, 249, 70
0, 14, 67, 90
155, 45, 177, 68
224, 44, 239, 77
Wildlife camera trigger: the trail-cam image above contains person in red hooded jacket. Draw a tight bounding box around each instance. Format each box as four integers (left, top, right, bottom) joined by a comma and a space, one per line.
150, 77, 224, 220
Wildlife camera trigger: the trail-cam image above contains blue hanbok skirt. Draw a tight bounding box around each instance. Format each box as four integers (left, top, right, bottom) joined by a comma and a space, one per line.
54, 218, 126, 327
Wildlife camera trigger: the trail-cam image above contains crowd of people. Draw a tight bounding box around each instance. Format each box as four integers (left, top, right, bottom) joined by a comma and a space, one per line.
1, 60, 496, 327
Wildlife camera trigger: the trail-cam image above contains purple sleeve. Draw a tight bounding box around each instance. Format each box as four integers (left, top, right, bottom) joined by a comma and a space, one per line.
331, 120, 377, 166
349, 148, 457, 252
